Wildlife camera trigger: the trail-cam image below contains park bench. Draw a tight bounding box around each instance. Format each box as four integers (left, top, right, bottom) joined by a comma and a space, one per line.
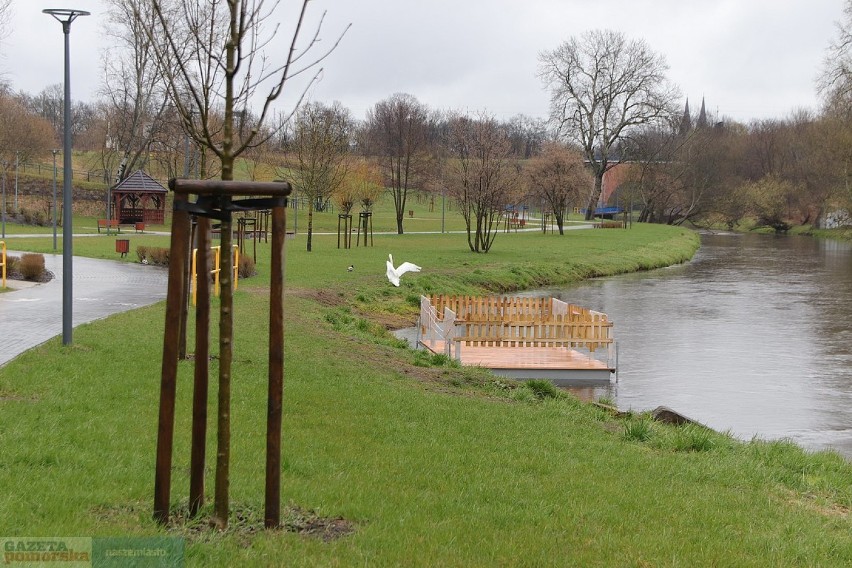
97, 219, 120, 233
593, 221, 624, 229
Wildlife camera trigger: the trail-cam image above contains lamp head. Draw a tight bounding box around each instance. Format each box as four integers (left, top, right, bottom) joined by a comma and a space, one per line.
43, 9, 90, 27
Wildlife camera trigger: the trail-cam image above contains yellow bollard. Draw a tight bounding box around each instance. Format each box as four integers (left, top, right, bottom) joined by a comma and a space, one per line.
191, 244, 240, 305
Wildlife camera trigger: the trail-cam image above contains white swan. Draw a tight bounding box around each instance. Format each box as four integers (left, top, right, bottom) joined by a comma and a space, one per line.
386, 254, 421, 286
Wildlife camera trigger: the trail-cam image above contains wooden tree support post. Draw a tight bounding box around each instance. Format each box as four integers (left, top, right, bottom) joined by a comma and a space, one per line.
189, 216, 211, 516
337, 214, 352, 249
357, 211, 373, 247
154, 193, 191, 525
154, 179, 291, 527
265, 203, 286, 527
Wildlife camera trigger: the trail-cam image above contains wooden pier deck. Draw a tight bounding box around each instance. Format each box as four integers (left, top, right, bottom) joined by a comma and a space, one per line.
420, 339, 614, 382
419, 295, 617, 383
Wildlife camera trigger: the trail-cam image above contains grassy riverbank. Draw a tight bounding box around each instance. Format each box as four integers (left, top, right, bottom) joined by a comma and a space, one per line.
2, 225, 851, 566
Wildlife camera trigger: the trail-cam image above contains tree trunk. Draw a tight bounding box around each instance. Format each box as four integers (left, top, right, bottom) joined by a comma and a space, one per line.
213, 214, 233, 530
585, 172, 604, 221
306, 201, 314, 252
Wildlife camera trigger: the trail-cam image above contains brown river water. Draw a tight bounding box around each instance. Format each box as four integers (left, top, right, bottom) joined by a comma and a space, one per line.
526, 232, 852, 458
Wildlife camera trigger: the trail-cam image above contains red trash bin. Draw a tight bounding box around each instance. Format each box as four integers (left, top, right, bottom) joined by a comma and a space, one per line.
115, 239, 130, 258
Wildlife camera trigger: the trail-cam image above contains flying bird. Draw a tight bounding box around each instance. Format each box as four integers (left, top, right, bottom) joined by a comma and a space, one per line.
386, 254, 421, 287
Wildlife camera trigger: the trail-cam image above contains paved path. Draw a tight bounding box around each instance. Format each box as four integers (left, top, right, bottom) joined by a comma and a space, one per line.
0, 252, 169, 367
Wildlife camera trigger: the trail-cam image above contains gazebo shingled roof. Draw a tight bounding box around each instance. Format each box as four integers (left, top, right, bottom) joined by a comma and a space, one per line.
112, 170, 168, 194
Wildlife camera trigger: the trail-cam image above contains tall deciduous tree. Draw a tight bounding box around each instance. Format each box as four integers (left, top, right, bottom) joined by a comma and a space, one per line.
365, 93, 429, 234
0, 93, 55, 217
0, 94, 55, 168
101, 0, 172, 182
346, 158, 383, 212
539, 30, 679, 220
285, 101, 352, 251
0, 0, 11, 47
526, 142, 591, 234
446, 112, 518, 253
135, 0, 347, 529
820, 0, 852, 112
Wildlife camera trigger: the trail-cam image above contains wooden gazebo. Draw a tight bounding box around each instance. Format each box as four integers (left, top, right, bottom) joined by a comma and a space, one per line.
111, 170, 168, 224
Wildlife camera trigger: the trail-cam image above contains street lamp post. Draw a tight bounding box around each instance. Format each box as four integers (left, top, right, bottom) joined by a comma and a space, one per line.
44, 8, 89, 346
14, 151, 19, 214
52, 149, 59, 250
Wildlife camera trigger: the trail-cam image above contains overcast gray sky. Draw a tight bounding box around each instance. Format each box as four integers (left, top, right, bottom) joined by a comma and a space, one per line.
3, 0, 845, 124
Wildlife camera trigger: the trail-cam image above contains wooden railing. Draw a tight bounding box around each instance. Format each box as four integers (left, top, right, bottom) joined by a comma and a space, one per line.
427, 294, 603, 324
418, 295, 457, 355
420, 294, 616, 368
453, 315, 613, 352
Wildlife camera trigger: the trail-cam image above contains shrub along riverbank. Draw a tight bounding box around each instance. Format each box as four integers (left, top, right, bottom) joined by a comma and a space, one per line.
1, 224, 850, 566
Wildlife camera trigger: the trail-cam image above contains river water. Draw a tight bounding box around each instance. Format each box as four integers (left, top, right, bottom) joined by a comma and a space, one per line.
524, 232, 852, 458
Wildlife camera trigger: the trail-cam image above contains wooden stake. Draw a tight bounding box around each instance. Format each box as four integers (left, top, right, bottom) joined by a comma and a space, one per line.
154, 193, 191, 525
189, 216, 211, 516
265, 204, 286, 527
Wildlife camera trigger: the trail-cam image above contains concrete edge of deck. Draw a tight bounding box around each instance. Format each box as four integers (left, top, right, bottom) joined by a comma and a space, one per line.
488, 368, 614, 384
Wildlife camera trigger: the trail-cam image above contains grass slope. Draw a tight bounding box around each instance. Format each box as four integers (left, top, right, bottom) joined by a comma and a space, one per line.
1, 225, 851, 567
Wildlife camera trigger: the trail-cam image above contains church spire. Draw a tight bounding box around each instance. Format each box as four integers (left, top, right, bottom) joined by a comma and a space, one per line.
697, 97, 708, 128
679, 98, 692, 135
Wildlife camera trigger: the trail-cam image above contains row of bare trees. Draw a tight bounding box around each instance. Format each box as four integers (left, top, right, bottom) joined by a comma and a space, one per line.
536, 24, 852, 232
620, 105, 852, 231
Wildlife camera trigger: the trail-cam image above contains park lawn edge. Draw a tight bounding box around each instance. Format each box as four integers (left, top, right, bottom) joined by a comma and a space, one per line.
1, 225, 851, 567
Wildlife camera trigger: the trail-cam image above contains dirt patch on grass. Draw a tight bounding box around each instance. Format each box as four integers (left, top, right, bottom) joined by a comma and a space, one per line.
0, 390, 39, 402
781, 488, 851, 519
140, 503, 357, 546
289, 287, 347, 307
359, 309, 415, 331
283, 505, 356, 542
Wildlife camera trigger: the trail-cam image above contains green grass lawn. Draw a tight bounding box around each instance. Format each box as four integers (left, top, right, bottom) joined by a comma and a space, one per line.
1, 223, 851, 566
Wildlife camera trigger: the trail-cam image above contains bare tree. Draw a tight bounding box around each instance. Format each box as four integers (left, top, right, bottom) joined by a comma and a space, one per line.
504, 114, 549, 158
627, 118, 740, 226
820, 1, 852, 112
0, 94, 55, 167
365, 93, 430, 234
284, 101, 352, 251
526, 142, 591, 234
0, 94, 55, 219
539, 30, 679, 220
100, 1, 174, 182
445, 112, 519, 253
27, 85, 64, 136
344, 157, 383, 212
136, 0, 348, 529
782, 111, 843, 227
0, 0, 11, 46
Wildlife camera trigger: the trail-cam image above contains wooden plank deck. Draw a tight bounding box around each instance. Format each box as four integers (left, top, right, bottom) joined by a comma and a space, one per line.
420, 340, 614, 382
